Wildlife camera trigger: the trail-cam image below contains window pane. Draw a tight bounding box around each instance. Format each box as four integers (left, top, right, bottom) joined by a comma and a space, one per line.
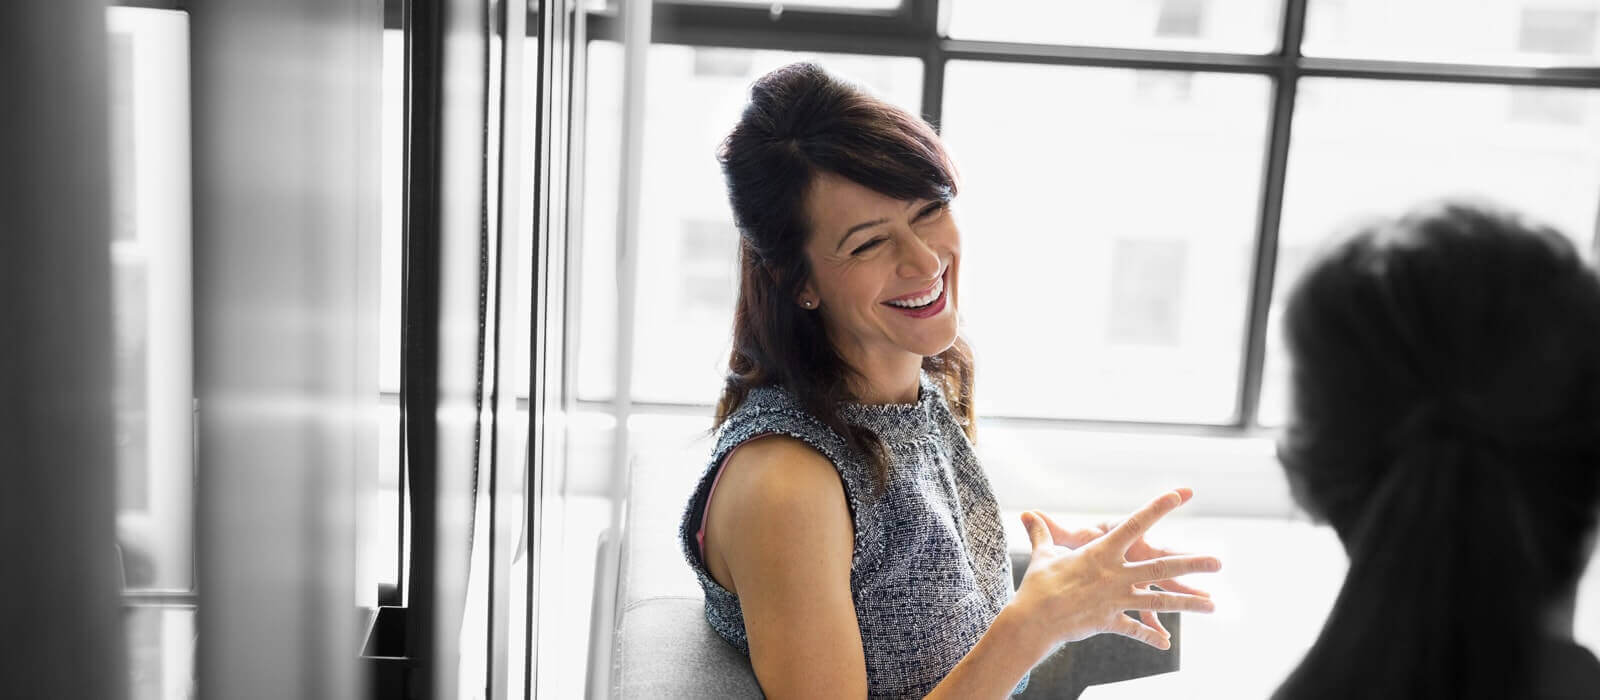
380, 28, 403, 395
351, 29, 406, 608
941, 61, 1272, 424
1304, 0, 1600, 65
1258, 78, 1600, 425
577, 43, 922, 404
661, 0, 900, 8
947, 0, 1281, 54
590, 0, 900, 10
126, 606, 195, 700
108, 6, 194, 592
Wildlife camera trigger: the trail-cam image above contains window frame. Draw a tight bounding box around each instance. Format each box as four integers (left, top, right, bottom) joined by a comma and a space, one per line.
568, 0, 1600, 436
108, 0, 200, 611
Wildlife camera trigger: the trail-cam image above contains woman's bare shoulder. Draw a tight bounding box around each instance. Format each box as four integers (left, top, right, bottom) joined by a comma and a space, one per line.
705, 434, 853, 590
721, 434, 839, 494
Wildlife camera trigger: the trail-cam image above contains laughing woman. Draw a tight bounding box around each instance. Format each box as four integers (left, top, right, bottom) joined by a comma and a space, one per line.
678, 63, 1222, 699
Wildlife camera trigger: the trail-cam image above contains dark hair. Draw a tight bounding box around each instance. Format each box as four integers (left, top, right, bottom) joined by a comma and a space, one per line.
713, 62, 975, 490
1274, 201, 1600, 699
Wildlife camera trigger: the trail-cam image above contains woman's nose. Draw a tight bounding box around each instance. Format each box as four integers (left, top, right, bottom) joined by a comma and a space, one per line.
897, 233, 942, 279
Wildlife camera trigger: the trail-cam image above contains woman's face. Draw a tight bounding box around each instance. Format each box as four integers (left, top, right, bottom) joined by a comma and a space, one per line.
799, 171, 961, 370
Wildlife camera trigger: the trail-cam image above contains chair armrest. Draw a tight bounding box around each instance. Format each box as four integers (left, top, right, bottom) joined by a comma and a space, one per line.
612, 596, 762, 699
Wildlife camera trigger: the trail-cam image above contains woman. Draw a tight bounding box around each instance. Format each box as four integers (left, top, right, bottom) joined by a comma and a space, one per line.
1274, 201, 1600, 699
677, 62, 1221, 698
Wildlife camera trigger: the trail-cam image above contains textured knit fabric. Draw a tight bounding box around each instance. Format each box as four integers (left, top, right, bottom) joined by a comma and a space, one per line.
679, 373, 1028, 698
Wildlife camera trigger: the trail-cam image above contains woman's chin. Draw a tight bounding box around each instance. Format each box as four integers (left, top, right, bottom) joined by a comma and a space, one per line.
901, 328, 960, 359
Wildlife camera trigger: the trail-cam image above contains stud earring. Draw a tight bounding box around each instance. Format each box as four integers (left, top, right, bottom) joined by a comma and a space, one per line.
802, 299, 815, 309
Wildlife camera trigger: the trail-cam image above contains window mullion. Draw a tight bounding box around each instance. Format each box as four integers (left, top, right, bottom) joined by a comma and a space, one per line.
1235, 0, 1309, 428
921, 48, 946, 129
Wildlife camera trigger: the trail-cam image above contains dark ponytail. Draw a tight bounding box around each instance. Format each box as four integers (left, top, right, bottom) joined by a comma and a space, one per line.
1277, 437, 1542, 699
1274, 201, 1600, 699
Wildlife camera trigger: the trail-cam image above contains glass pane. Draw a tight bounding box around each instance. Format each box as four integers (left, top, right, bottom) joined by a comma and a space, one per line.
941, 61, 1273, 424
126, 606, 196, 700
1258, 78, 1600, 425
947, 0, 1281, 54
380, 28, 403, 395
662, 0, 900, 8
577, 43, 922, 403
1304, 0, 1600, 65
354, 29, 405, 608
108, 6, 194, 592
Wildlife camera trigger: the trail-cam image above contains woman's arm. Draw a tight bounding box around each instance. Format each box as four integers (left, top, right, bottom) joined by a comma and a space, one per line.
708, 440, 1219, 699
706, 436, 868, 698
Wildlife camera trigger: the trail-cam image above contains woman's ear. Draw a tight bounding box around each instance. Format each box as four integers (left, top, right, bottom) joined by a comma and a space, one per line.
797, 280, 820, 309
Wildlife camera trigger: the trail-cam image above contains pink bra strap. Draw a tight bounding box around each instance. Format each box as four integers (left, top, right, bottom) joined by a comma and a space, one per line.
696, 432, 774, 559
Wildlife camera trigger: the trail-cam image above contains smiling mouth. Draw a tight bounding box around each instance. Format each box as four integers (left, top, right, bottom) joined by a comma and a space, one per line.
884, 275, 944, 309
881, 269, 948, 317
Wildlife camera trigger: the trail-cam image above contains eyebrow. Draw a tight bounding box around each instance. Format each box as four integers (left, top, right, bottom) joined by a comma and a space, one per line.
836, 218, 889, 252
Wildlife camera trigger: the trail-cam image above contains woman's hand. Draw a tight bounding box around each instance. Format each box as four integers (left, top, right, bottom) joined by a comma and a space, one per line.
1030, 487, 1212, 639
1008, 490, 1221, 651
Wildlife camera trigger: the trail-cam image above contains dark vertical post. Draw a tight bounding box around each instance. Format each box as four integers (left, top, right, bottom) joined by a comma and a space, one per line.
911, 0, 945, 129
0, 2, 124, 698
1235, 0, 1310, 428
400, 0, 490, 696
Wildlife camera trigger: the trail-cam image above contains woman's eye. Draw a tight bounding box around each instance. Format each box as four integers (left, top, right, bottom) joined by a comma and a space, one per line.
852, 238, 887, 255
915, 201, 947, 221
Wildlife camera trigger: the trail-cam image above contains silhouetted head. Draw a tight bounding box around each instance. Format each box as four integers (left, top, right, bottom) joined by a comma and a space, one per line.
1274, 200, 1600, 699
714, 62, 974, 487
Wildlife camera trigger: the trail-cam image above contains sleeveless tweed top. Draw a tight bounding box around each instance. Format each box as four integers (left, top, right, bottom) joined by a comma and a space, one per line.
678, 373, 1028, 698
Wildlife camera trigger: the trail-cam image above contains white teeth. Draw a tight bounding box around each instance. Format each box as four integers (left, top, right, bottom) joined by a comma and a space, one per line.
886, 276, 943, 308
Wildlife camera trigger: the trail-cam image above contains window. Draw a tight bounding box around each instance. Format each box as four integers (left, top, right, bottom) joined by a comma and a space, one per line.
692, 46, 754, 78
663, 0, 901, 8
576, 42, 921, 405
565, 2, 1600, 696
1134, 69, 1196, 105
1107, 238, 1189, 347
1510, 8, 1597, 123
1155, 0, 1206, 38
939, 61, 1270, 424
586, 0, 904, 12
573, 0, 1600, 468
575, 0, 1600, 432
1510, 84, 1588, 124
372, 27, 404, 598
1520, 7, 1598, 56
948, 0, 1279, 53
109, 7, 197, 700
1258, 77, 1600, 425
1303, 0, 1600, 64
679, 218, 739, 314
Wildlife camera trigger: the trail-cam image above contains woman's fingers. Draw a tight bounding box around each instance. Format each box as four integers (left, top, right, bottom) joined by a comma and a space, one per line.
1021, 511, 1053, 554
1123, 554, 1221, 584
1102, 490, 1188, 554
1138, 608, 1170, 640
1109, 614, 1172, 651
1035, 510, 1101, 549
1126, 589, 1216, 613
1150, 578, 1211, 598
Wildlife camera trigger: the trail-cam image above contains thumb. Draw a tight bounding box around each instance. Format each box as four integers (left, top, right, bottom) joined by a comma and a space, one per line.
1021, 511, 1051, 553
1036, 510, 1097, 549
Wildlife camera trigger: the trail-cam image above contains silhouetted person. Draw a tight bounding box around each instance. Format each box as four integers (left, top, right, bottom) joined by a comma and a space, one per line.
1275, 201, 1600, 700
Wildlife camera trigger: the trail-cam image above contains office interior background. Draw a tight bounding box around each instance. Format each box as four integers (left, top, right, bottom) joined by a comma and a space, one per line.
7, 0, 1600, 697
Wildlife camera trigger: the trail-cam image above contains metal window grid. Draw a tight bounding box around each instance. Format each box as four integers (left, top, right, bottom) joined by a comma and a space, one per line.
564, 0, 1600, 435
